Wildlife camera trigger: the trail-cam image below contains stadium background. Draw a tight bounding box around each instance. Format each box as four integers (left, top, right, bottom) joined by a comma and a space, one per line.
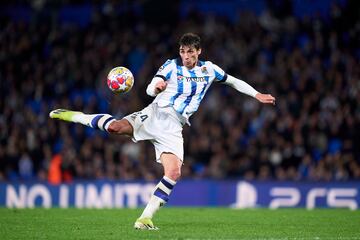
0, 0, 360, 209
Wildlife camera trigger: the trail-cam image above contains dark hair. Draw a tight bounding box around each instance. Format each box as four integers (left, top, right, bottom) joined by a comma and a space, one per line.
179, 33, 201, 50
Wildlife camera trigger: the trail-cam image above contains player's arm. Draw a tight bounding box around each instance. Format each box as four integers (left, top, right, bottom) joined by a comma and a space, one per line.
146, 59, 173, 97
224, 75, 276, 105
146, 76, 167, 97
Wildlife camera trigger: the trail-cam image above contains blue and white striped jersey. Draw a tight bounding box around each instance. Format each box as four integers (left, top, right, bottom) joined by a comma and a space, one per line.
152, 58, 228, 123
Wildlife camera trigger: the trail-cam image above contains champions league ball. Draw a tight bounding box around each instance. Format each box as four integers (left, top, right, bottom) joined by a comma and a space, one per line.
107, 67, 134, 93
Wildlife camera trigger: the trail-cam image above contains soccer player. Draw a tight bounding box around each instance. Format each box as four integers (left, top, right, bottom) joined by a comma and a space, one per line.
49, 33, 275, 230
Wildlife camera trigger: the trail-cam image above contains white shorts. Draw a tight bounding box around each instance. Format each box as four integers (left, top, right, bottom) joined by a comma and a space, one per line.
123, 103, 184, 163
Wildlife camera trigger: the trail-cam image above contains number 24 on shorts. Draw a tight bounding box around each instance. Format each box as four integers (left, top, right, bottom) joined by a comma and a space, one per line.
131, 112, 148, 122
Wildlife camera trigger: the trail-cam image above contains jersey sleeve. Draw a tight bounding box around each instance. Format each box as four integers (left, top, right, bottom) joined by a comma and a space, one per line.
212, 63, 228, 82
154, 59, 174, 81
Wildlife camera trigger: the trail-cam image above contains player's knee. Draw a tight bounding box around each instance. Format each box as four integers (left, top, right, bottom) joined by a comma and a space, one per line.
108, 120, 127, 134
166, 168, 181, 181
107, 121, 120, 133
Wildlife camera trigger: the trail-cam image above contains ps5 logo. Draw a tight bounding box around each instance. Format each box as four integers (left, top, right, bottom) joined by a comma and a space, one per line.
232, 181, 358, 210
305, 188, 358, 210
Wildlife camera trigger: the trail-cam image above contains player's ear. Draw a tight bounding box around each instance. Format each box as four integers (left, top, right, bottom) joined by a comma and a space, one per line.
198, 48, 202, 55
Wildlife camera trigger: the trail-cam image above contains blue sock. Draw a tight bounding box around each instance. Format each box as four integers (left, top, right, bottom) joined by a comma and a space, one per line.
73, 113, 115, 132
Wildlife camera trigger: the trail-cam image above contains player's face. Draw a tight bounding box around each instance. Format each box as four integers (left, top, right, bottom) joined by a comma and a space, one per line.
179, 45, 201, 69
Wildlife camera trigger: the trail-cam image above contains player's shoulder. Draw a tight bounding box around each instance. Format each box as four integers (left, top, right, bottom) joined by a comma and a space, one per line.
201, 60, 213, 66
159, 59, 176, 72
200, 60, 218, 68
161, 59, 176, 66
165, 58, 176, 64
200, 60, 221, 71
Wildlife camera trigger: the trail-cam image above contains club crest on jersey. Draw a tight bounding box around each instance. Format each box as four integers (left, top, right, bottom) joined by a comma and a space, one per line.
201, 66, 208, 74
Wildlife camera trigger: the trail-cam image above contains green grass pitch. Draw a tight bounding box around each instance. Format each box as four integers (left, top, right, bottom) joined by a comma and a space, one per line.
0, 208, 359, 239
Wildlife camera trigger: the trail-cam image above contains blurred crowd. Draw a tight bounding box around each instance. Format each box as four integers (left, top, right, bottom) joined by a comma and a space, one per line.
0, 0, 360, 182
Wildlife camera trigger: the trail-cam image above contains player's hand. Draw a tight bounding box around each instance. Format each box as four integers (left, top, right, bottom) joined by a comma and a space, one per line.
255, 93, 276, 105
155, 80, 167, 94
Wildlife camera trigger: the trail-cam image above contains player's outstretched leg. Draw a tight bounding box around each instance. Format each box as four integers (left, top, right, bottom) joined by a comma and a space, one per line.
50, 109, 134, 136
49, 109, 115, 132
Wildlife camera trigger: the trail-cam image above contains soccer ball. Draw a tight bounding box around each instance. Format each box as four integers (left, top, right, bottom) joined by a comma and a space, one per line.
107, 67, 134, 93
